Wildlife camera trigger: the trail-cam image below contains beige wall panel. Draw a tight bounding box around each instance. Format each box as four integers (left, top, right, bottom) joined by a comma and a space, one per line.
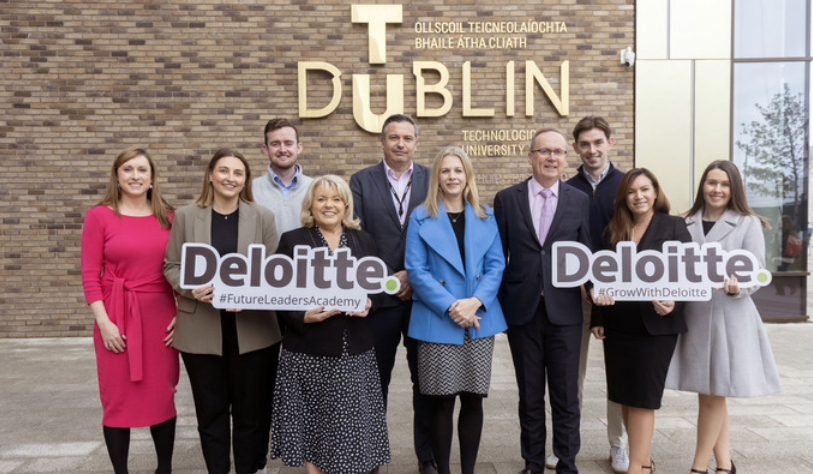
636, 60, 693, 213
636, 0, 668, 60
670, 0, 732, 59
693, 60, 731, 200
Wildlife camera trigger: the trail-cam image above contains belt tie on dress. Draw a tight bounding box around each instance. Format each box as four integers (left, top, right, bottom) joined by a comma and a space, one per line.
110, 277, 145, 382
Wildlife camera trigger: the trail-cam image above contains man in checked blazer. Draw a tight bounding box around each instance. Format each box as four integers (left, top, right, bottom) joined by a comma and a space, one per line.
494, 128, 591, 474
350, 114, 436, 474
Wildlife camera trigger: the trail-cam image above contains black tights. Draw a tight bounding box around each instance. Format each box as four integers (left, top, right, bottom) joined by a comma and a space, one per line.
430, 394, 484, 474
103, 416, 176, 474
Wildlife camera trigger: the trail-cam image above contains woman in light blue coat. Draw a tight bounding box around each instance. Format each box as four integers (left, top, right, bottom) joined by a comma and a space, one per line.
406, 146, 507, 474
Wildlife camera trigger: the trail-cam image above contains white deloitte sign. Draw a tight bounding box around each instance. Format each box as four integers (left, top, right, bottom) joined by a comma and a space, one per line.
553, 241, 772, 301
180, 243, 401, 312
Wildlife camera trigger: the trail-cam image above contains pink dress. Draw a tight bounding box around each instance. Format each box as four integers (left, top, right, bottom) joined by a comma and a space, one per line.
81, 206, 180, 427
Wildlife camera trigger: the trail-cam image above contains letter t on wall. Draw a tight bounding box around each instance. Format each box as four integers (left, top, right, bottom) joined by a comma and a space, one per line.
351, 5, 402, 64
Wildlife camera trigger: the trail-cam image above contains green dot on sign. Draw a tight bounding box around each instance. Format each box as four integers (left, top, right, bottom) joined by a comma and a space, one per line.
386, 279, 399, 292
757, 270, 771, 285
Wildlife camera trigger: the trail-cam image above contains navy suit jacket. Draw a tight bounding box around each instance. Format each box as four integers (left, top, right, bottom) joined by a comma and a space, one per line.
494, 178, 591, 327
350, 161, 431, 307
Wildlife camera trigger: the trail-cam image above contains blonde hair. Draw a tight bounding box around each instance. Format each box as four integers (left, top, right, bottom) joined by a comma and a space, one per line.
424, 146, 487, 219
195, 149, 255, 207
97, 146, 174, 229
300, 175, 361, 230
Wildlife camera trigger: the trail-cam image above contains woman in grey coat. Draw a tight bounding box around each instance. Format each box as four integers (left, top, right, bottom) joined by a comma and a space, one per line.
666, 161, 781, 474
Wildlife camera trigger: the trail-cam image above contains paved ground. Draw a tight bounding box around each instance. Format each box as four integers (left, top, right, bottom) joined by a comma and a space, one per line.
1, 322, 813, 474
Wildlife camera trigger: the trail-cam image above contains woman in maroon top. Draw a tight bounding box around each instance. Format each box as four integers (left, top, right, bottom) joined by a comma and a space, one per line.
81, 147, 179, 474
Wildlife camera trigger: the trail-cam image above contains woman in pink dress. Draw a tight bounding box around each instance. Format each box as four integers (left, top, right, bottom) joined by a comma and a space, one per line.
81, 147, 180, 474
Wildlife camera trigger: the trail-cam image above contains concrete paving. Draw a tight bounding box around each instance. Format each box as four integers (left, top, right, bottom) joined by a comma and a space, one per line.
1, 323, 813, 474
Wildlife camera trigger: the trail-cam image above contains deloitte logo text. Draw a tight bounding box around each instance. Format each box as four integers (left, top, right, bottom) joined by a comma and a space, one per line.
180, 243, 401, 311
553, 241, 772, 301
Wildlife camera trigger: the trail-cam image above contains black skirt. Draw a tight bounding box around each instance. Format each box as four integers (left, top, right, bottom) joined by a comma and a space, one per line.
603, 327, 678, 409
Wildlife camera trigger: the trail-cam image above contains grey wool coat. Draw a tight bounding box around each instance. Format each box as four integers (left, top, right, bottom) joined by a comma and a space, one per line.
666, 208, 781, 397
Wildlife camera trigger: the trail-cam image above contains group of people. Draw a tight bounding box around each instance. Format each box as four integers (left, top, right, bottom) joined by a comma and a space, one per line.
81, 114, 781, 474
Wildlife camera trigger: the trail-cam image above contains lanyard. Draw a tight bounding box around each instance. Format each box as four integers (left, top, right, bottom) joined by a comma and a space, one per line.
387, 177, 413, 220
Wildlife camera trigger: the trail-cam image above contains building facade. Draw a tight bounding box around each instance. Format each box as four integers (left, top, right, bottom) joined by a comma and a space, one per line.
0, 0, 806, 337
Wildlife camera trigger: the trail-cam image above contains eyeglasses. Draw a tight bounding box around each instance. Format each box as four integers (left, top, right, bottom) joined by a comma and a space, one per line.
530, 148, 568, 157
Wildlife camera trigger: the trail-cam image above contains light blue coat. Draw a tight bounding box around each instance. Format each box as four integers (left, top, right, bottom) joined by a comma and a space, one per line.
406, 202, 507, 344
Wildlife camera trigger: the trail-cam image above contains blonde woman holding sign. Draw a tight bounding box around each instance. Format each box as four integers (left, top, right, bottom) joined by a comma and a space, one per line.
270, 175, 390, 474
163, 149, 281, 474
666, 161, 781, 474
591, 168, 691, 474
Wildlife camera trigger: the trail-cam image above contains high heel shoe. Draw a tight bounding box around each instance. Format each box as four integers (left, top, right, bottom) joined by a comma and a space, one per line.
642, 459, 656, 473
691, 469, 708, 474
716, 461, 736, 474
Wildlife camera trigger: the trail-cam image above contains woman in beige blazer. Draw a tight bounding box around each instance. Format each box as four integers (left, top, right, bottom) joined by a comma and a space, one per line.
164, 149, 282, 474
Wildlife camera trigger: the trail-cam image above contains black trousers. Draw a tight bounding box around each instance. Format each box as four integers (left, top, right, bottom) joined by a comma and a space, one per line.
369, 302, 434, 463
181, 317, 278, 474
256, 342, 280, 470
507, 297, 581, 474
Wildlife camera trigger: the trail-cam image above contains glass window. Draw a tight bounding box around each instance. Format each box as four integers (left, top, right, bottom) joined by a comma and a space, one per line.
732, 61, 809, 272
735, 0, 808, 58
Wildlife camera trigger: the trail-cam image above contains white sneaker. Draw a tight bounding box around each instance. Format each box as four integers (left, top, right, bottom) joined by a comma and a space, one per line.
610, 446, 629, 474
255, 468, 268, 474
545, 454, 558, 470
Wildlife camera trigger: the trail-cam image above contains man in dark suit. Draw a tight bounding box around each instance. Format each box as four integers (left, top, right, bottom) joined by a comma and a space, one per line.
563, 116, 628, 473
494, 128, 591, 474
350, 114, 436, 474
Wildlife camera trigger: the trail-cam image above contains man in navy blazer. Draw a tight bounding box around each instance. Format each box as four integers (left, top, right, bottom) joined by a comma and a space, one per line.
350, 114, 435, 474
563, 116, 628, 473
494, 128, 591, 474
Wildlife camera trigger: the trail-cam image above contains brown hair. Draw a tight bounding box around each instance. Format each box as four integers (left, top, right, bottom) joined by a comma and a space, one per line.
195, 149, 254, 207
607, 168, 671, 245
423, 146, 487, 219
685, 160, 768, 228
263, 118, 300, 144
572, 116, 612, 142
300, 175, 361, 230
97, 146, 174, 229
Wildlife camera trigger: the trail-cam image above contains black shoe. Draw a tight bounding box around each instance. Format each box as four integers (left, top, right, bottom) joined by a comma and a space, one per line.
691, 469, 708, 474
716, 461, 736, 474
419, 461, 437, 474
517, 469, 544, 474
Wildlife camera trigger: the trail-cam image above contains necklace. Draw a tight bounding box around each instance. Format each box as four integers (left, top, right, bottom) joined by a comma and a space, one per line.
448, 211, 463, 223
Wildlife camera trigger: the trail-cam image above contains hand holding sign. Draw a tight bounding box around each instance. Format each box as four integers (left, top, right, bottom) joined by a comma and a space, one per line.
723, 275, 740, 296
192, 284, 214, 303
347, 298, 373, 318
304, 306, 342, 323
652, 299, 675, 316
